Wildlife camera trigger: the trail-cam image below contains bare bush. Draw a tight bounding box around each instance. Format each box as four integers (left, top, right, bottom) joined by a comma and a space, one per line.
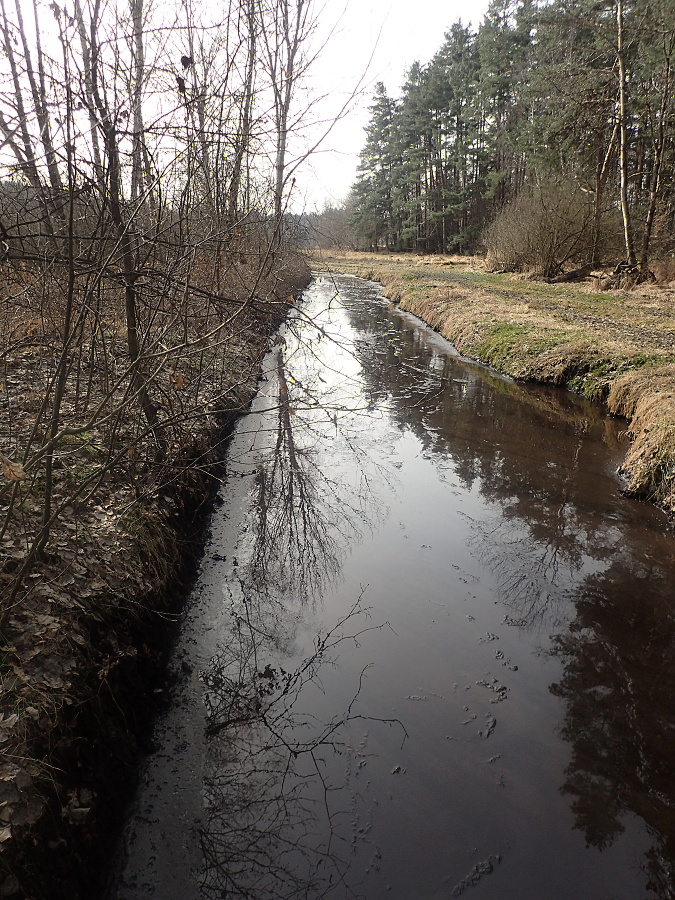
652, 255, 675, 284
483, 180, 623, 279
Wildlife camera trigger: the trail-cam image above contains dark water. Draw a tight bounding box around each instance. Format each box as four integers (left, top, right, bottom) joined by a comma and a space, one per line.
110, 275, 675, 900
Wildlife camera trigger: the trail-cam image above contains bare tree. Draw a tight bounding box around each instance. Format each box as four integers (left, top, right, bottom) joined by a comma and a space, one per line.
0, 0, 315, 621
638, 5, 675, 275
616, 0, 637, 268
260, 0, 317, 222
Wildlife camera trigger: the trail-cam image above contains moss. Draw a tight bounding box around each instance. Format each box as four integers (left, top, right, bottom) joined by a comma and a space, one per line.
472, 323, 529, 370
568, 354, 667, 402
468, 323, 574, 377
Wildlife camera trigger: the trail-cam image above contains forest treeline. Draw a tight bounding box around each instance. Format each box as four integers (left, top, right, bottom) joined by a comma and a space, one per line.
325, 0, 675, 281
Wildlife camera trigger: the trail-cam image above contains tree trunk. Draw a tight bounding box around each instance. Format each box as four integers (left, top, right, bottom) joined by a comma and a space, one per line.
89, 28, 164, 448
640, 39, 672, 276
617, 0, 636, 267
228, 0, 256, 223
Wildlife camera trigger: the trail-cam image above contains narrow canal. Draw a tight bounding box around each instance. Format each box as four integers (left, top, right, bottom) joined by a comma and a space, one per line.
109, 274, 675, 900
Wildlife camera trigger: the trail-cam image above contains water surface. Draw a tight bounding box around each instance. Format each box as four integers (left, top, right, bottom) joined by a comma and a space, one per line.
110, 275, 675, 900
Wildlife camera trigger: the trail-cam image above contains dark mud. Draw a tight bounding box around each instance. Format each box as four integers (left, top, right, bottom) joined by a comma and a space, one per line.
108, 275, 675, 900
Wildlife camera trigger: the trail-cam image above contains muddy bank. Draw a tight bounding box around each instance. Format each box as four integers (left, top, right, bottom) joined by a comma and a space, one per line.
0, 257, 311, 900
314, 252, 675, 517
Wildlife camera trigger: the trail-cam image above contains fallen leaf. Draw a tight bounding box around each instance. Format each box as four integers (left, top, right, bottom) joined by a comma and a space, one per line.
10, 795, 44, 827
65, 806, 90, 824
0, 452, 25, 482
0, 873, 20, 896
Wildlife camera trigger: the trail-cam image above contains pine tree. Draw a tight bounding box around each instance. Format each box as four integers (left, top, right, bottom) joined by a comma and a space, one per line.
351, 83, 399, 249
350, 0, 675, 269
426, 22, 484, 251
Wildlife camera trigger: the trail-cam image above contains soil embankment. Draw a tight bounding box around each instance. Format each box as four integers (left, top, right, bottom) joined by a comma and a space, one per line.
315, 252, 675, 519
0, 253, 311, 900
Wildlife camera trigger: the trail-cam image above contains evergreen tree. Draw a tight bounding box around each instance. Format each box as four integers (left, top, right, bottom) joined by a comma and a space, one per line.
349, 0, 675, 271
426, 22, 484, 251
477, 0, 533, 206
351, 83, 399, 249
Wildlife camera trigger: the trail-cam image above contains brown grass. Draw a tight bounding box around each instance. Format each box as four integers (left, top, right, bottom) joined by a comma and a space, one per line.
314, 251, 675, 517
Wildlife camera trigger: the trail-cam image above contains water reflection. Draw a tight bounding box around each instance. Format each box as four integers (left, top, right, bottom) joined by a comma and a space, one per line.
240, 305, 387, 606
112, 275, 675, 900
198, 306, 399, 898
200, 592, 389, 900
245, 346, 346, 602
341, 290, 622, 631
336, 283, 675, 893
549, 555, 675, 897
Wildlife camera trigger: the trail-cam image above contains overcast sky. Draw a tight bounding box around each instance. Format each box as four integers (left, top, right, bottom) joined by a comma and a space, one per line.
291, 0, 491, 211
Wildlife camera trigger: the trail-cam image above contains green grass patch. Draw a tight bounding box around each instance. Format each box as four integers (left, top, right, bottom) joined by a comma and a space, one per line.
470, 323, 569, 374
472, 323, 530, 370
568, 353, 668, 401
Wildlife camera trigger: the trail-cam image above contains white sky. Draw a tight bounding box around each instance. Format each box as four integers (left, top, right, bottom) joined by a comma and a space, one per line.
292, 0, 491, 212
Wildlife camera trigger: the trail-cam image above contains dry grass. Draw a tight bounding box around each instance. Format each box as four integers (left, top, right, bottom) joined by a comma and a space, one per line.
314, 251, 675, 516
608, 369, 675, 507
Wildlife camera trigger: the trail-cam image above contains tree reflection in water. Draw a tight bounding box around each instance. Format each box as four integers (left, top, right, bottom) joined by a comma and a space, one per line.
458, 446, 675, 895
197, 331, 400, 899
340, 292, 622, 635
246, 347, 350, 603
468, 416, 591, 620
200, 593, 393, 900
549, 560, 675, 899
337, 285, 675, 896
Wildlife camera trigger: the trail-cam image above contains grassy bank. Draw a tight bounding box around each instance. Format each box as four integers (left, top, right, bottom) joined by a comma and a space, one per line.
0, 250, 310, 899
314, 251, 675, 518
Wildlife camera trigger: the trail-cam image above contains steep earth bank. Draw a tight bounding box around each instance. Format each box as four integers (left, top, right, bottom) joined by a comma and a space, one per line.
0, 255, 311, 900
315, 251, 675, 519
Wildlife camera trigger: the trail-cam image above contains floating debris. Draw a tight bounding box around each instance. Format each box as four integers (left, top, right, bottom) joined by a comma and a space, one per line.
503, 614, 527, 627
478, 714, 496, 739
450, 853, 502, 896
494, 649, 519, 671
478, 632, 499, 643
476, 678, 509, 703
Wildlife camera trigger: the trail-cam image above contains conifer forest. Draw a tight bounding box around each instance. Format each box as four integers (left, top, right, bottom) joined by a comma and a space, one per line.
349, 0, 675, 280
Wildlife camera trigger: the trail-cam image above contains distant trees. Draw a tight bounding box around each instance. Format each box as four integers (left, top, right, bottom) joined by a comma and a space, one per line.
350, 0, 675, 277
305, 201, 357, 250
351, 83, 398, 249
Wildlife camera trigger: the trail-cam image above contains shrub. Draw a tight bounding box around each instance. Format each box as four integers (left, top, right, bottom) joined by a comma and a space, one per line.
483, 179, 622, 278
651, 255, 675, 285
